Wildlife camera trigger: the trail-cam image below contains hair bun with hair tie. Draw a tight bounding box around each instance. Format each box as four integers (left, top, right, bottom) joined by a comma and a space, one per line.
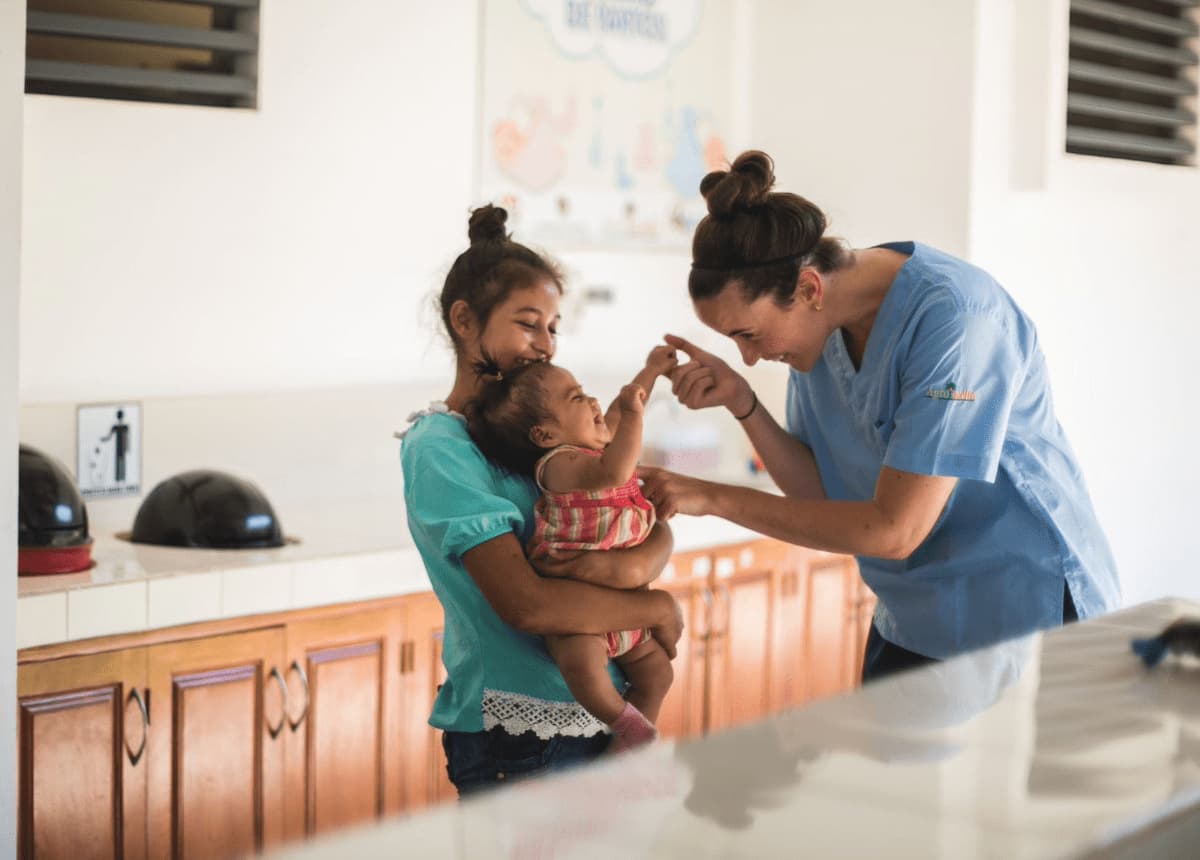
468, 204, 509, 245
698, 150, 776, 219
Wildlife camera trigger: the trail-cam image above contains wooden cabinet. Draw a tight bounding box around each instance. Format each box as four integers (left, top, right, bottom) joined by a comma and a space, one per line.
17, 598, 449, 859
655, 540, 872, 738
397, 591, 454, 810
17, 649, 148, 860
802, 555, 861, 701
282, 607, 404, 838
706, 548, 776, 733
16, 538, 872, 856
655, 550, 710, 741
772, 550, 810, 712
145, 628, 287, 860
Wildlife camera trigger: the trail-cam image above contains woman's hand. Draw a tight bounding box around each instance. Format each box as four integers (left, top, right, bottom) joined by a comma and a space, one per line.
638, 465, 718, 519
530, 522, 675, 589
663, 334, 754, 416
530, 547, 586, 580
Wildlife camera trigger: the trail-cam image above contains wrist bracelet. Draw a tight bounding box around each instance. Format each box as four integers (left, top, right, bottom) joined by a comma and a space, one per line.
733, 391, 759, 421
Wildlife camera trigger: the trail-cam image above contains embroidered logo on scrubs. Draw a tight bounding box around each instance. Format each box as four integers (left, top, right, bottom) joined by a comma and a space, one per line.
925, 382, 976, 402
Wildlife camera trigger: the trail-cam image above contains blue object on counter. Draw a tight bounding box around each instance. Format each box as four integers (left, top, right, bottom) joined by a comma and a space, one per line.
1131, 636, 1169, 668
1131, 619, 1200, 668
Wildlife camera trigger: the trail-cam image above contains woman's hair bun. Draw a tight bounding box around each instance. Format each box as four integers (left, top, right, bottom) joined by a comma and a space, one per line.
699, 150, 776, 218
468, 204, 509, 244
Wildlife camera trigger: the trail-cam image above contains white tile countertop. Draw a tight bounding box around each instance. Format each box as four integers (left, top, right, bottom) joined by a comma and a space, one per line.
269, 598, 1200, 860
17, 476, 775, 650
16, 501, 431, 649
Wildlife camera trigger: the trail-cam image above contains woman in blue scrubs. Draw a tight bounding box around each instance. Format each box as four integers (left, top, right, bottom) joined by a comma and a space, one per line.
639, 150, 1121, 680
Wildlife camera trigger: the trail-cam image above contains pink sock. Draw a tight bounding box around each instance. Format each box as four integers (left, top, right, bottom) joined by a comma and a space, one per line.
609, 702, 658, 753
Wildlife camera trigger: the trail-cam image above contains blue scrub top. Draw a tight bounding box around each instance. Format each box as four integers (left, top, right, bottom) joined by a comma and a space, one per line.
786, 241, 1120, 659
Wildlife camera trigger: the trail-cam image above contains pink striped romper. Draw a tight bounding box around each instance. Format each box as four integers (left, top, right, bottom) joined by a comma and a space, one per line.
528, 445, 656, 658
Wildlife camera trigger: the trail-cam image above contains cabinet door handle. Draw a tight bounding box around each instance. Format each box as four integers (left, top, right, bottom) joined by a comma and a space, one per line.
399, 641, 415, 674
125, 687, 149, 767
266, 666, 288, 739
709, 584, 730, 638
699, 588, 714, 639
287, 659, 310, 732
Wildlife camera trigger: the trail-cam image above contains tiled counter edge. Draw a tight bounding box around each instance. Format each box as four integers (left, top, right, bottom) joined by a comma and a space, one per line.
17, 512, 765, 651
17, 546, 431, 650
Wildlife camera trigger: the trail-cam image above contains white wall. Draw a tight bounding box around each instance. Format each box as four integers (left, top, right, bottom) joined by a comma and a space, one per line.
746, 0, 978, 257
19, 0, 705, 403
21, 0, 481, 401
968, 0, 1200, 605
2, 0, 24, 849
16, 0, 741, 535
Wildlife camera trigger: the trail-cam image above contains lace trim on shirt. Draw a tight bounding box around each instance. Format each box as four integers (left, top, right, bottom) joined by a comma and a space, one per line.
394, 400, 464, 440
481, 688, 610, 740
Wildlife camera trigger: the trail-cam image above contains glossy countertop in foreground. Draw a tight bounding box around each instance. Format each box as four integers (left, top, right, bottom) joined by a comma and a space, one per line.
272, 598, 1200, 860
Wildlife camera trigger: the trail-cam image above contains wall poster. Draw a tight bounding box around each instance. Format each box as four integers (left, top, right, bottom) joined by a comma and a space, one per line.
478, 0, 733, 249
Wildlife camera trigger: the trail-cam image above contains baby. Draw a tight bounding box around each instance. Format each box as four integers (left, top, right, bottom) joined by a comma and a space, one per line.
466, 345, 678, 751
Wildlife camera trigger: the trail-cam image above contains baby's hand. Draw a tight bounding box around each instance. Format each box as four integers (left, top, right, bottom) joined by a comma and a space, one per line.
645, 344, 678, 377
619, 383, 647, 415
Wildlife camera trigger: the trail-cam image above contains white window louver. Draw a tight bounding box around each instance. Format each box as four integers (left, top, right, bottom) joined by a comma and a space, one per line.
1067, 0, 1198, 165
25, 0, 259, 109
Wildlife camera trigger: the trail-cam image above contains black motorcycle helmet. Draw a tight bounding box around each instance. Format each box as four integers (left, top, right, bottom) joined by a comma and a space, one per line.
131, 469, 285, 549
18, 444, 93, 575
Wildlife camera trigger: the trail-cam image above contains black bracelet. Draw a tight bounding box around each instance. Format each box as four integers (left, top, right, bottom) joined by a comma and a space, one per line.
733, 391, 759, 421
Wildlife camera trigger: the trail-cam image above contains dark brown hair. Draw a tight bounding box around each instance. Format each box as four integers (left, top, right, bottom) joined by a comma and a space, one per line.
464, 358, 559, 477
688, 150, 850, 306
440, 205, 564, 352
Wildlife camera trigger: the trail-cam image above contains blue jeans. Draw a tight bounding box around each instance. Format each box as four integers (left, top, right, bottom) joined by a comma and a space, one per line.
442, 726, 610, 797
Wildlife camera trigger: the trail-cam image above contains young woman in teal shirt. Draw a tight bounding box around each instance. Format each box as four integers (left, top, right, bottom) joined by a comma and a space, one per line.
399, 205, 683, 795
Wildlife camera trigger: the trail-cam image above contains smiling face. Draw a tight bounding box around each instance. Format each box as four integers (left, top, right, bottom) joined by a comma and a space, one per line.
459, 278, 562, 373
694, 278, 829, 372
531, 365, 611, 451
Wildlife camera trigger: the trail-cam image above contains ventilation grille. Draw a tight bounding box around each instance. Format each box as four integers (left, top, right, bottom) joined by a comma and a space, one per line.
25, 0, 259, 109
1067, 0, 1198, 165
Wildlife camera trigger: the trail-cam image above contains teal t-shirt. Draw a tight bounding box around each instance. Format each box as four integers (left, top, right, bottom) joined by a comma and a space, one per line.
399, 407, 623, 738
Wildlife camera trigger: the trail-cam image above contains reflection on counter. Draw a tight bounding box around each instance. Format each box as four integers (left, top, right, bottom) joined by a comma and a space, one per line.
270, 599, 1200, 860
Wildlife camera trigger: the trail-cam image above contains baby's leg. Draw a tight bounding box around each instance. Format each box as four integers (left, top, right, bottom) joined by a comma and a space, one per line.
545, 633, 627, 724
615, 637, 674, 723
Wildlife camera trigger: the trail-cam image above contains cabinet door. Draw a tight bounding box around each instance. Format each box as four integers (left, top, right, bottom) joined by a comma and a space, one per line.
399, 591, 454, 809
707, 546, 776, 733
654, 549, 711, 740
283, 608, 401, 838
772, 551, 810, 712
805, 556, 860, 700
17, 649, 148, 860
851, 573, 876, 684
146, 628, 287, 860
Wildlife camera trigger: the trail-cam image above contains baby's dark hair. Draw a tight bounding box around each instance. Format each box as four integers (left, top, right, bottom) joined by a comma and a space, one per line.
464, 355, 558, 477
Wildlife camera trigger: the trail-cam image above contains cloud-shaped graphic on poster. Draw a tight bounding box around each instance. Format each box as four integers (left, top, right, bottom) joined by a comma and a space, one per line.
523, 0, 702, 79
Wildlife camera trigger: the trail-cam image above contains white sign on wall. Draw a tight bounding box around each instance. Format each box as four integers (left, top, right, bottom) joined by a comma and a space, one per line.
77, 402, 142, 498
478, 0, 734, 249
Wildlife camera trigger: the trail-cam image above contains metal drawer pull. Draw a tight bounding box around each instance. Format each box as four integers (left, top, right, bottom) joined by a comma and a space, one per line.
287, 659, 310, 732
125, 687, 149, 766
266, 666, 288, 739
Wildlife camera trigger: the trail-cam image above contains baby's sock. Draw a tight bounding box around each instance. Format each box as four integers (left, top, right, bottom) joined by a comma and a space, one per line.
609, 701, 658, 753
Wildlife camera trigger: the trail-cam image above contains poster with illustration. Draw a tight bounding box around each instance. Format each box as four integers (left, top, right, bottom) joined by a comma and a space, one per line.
478, 0, 733, 248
